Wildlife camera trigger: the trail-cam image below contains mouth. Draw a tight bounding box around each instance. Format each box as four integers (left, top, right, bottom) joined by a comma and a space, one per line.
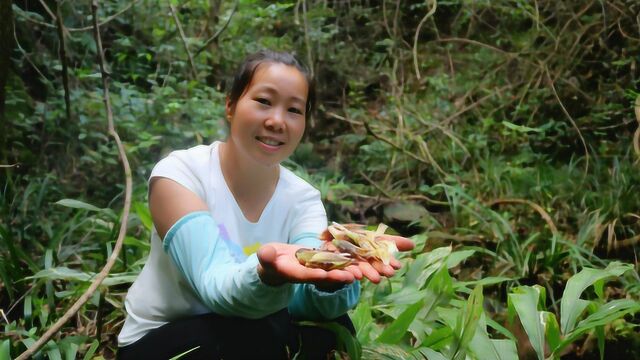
256, 136, 285, 147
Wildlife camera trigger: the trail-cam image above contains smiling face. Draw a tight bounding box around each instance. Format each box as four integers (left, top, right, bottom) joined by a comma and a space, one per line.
225, 62, 308, 168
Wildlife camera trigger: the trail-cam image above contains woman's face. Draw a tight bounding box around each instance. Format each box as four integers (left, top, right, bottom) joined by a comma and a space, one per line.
226, 63, 308, 168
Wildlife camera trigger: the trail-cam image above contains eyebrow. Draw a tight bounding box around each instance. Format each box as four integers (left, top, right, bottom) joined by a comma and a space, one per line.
255, 85, 306, 105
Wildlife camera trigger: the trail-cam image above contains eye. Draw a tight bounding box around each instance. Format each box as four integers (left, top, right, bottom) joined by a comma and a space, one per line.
255, 98, 271, 106
288, 107, 303, 115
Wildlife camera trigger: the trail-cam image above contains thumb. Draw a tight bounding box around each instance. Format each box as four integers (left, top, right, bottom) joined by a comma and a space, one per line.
257, 244, 284, 286
257, 244, 277, 270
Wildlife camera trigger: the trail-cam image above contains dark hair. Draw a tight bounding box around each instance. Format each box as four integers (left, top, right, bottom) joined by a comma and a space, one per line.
227, 50, 315, 122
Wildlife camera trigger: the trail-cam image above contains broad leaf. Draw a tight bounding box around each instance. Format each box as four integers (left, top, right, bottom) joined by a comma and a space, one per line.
55, 199, 104, 212
377, 299, 424, 344
450, 285, 484, 360
416, 347, 449, 360
469, 313, 518, 360
508, 285, 548, 360
560, 262, 632, 333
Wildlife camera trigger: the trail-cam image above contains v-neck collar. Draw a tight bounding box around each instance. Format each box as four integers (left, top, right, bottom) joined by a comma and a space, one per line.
211, 142, 282, 225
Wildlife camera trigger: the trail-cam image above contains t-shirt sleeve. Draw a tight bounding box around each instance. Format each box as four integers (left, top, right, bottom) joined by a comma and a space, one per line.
149, 149, 208, 200
288, 187, 327, 246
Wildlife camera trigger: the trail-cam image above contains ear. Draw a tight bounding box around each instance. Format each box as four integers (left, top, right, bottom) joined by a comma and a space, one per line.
225, 97, 233, 122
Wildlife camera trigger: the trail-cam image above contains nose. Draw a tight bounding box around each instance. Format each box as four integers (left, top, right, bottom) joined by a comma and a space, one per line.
265, 108, 285, 132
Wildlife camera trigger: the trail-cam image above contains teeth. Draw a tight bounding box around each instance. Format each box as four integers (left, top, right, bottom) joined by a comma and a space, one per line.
258, 137, 282, 146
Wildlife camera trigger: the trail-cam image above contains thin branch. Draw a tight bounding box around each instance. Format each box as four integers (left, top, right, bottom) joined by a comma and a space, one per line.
169, 3, 198, 79
488, 198, 559, 238
634, 95, 640, 162
413, 0, 437, 79
195, 1, 237, 57
55, 1, 72, 124
16, 0, 141, 32
68, 0, 141, 32
302, 0, 314, 77
544, 66, 590, 177
37, 0, 56, 22
16, 1, 133, 358
13, 17, 51, 83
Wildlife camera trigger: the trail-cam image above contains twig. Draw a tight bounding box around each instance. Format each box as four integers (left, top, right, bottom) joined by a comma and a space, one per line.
55, 1, 72, 124
633, 95, 640, 162
69, 0, 141, 32
0, 163, 18, 168
195, 1, 237, 57
544, 66, 590, 177
13, 18, 50, 83
169, 3, 198, 79
488, 198, 559, 238
413, 0, 437, 79
37, 0, 56, 22
16, 1, 133, 358
16, 0, 141, 32
302, 0, 314, 77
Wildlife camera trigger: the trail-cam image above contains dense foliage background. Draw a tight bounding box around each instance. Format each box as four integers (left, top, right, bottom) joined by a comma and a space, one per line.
2, 0, 640, 359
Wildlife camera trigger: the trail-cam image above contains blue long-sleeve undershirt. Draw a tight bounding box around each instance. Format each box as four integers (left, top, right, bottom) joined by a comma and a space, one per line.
163, 212, 360, 320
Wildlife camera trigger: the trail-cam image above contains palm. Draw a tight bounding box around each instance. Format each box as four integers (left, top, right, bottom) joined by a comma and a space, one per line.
257, 243, 357, 286
257, 233, 415, 286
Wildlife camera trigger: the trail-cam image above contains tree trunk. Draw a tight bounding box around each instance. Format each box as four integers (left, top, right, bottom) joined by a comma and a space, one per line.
0, 0, 14, 119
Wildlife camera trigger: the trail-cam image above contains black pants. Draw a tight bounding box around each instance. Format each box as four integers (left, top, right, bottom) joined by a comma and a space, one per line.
117, 309, 355, 360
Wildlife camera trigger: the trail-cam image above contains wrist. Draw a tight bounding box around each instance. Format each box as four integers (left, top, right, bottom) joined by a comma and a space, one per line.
314, 282, 347, 293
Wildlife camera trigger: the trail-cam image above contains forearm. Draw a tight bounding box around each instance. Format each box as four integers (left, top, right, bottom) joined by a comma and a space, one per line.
165, 212, 293, 318
288, 281, 360, 320
288, 232, 361, 320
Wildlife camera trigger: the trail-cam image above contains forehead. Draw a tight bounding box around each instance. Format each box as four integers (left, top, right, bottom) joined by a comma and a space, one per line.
247, 63, 308, 102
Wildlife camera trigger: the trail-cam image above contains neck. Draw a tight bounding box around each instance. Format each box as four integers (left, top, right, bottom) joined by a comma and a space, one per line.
219, 140, 279, 200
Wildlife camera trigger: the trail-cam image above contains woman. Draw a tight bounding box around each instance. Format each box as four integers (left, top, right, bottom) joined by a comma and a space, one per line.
117, 50, 414, 359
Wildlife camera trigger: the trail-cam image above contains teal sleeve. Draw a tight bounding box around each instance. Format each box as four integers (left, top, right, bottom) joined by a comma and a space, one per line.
287, 233, 361, 320
163, 211, 293, 318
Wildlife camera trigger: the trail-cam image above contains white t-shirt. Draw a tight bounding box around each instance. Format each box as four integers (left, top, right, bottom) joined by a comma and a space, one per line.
118, 141, 327, 346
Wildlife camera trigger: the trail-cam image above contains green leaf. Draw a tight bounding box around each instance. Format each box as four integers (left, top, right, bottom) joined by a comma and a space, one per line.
55, 199, 104, 212
1, 340, 10, 360
543, 311, 561, 352
298, 321, 362, 360
28, 267, 138, 286
415, 347, 449, 360
169, 346, 201, 360
133, 202, 153, 230
508, 286, 546, 360
384, 201, 429, 222
596, 325, 605, 360
501, 121, 544, 133
422, 326, 453, 350
468, 313, 518, 360
553, 299, 640, 356
470, 331, 518, 360
352, 300, 374, 344
451, 285, 484, 360
560, 262, 632, 333
45, 340, 62, 360
82, 340, 99, 360
445, 250, 475, 268
403, 246, 451, 289
376, 299, 424, 344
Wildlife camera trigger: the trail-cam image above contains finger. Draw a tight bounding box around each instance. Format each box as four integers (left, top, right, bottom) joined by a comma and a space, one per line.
390, 257, 402, 270
379, 235, 415, 251
344, 264, 363, 280
326, 269, 355, 283
358, 261, 381, 284
371, 260, 395, 277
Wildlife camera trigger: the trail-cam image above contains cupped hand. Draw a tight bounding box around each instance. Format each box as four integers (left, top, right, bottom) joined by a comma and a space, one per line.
324, 233, 415, 284
256, 243, 362, 287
